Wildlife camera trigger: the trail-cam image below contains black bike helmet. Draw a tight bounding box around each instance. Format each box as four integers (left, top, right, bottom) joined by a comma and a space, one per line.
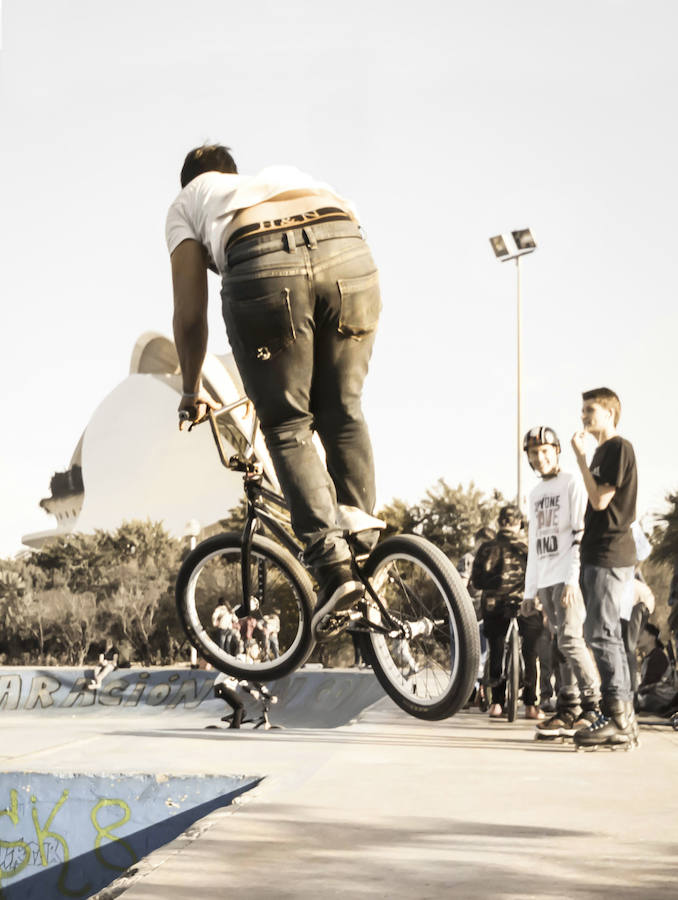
523, 426, 561, 454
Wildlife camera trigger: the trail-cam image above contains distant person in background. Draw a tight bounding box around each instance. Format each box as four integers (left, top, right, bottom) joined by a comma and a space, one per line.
212, 598, 237, 652
635, 624, 675, 714
213, 670, 247, 728
620, 570, 655, 691
263, 609, 281, 660
471, 505, 529, 718
571, 387, 639, 750
87, 644, 119, 691
667, 568, 678, 648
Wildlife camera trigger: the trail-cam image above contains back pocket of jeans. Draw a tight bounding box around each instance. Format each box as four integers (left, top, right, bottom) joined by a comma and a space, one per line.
337, 270, 381, 338
228, 288, 296, 361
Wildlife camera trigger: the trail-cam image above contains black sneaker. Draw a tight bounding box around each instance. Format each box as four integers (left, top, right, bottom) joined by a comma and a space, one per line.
311, 561, 364, 637
573, 708, 636, 750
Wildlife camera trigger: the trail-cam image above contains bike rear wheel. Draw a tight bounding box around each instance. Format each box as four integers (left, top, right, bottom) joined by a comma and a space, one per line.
359, 534, 479, 720
176, 532, 314, 680
505, 625, 520, 722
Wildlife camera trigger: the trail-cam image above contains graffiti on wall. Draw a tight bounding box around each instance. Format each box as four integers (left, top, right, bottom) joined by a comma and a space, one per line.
0, 669, 217, 713
0, 773, 260, 899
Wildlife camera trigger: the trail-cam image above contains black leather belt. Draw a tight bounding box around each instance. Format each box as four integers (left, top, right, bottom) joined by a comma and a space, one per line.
225, 206, 353, 251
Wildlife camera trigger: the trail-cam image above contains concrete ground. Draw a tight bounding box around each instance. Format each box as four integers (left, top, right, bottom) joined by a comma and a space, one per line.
3, 672, 678, 900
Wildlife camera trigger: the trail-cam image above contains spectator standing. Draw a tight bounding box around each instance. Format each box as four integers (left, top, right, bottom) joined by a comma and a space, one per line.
212, 598, 235, 651
522, 425, 601, 740
571, 388, 639, 749
263, 610, 281, 660
471, 506, 536, 718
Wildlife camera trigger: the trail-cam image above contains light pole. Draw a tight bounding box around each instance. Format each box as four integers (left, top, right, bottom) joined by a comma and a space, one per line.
184, 519, 201, 666
488, 229, 537, 512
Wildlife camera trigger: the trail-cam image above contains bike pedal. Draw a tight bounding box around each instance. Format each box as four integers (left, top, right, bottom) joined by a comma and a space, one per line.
315, 610, 353, 641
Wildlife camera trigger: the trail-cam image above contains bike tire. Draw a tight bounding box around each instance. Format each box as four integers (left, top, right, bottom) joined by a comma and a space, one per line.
176, 531, 314, 680
505, 625, 520, 723
359, 534, 480, 720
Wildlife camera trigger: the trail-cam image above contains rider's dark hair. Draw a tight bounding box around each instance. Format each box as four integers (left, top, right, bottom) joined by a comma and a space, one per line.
180, 144, 238, 187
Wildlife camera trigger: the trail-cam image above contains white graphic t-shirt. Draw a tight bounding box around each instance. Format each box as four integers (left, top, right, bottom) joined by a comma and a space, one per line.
524, 471, 587, 597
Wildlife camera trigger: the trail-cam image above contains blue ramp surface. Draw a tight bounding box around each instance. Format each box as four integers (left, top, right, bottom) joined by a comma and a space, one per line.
0, 772, 260, 899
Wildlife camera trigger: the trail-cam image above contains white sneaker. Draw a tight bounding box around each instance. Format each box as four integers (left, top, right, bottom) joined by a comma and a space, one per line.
336, 505, 386, 535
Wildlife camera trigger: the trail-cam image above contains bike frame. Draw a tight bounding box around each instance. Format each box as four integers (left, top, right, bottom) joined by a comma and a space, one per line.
204, 403, 398, 631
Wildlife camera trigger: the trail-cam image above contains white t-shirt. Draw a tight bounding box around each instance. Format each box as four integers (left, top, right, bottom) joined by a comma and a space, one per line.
524, 471, 587, 598
165, 167, 355, 275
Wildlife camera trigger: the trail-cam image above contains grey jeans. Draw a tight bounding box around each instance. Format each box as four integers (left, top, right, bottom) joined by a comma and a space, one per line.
580, 564, 634, 704
221, 218, 380, 571
538, 582, 600, 710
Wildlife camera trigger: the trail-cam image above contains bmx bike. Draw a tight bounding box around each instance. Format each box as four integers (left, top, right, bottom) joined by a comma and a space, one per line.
502, 601, 524, 722
175, 399, 480, 721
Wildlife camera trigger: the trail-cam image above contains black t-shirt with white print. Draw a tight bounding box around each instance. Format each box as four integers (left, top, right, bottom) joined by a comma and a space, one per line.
581, 435, 637, 567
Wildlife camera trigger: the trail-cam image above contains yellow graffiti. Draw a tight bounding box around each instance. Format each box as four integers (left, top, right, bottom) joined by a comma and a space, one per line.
0, 789, 30, 885
30, 792, 91, 898
0, 788, 138, 893
91, 799, 136, 871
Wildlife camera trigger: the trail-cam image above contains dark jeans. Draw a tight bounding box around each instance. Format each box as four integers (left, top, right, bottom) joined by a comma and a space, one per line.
222, 219, 380, 571
580, 563, 634, 705
518, 613, 544, 707
483, 611, 509, 707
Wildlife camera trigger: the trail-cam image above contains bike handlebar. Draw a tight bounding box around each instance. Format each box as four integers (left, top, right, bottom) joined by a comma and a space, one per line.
180, 397, 263, 474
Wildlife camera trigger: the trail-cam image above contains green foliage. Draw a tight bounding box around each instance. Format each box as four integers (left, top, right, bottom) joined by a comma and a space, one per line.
0, 480, 508, 666
378, 480, 505, 563
0, 521, 185, 666
650, 492, 678, 568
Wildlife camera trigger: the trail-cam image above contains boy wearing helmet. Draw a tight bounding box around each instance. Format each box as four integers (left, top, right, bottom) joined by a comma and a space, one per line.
523, 426, 601, 739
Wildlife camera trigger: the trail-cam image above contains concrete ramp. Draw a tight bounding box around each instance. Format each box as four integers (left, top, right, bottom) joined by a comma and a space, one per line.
0, 668, 384, 898
0, 666, 385, 730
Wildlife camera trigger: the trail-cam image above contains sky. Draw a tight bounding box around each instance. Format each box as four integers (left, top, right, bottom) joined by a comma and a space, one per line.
1, 0, 677, 556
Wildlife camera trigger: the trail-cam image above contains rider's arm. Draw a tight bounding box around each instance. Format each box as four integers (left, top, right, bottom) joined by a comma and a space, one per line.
171, 238, 209, 396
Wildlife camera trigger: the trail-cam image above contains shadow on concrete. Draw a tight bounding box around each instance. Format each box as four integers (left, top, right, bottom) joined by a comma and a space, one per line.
107, 726, 576, 754
1, 780, 261, 900
123, 804, 678, 900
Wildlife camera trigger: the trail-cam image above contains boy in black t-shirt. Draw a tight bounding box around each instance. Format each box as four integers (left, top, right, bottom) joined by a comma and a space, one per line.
570, 387, 638, 749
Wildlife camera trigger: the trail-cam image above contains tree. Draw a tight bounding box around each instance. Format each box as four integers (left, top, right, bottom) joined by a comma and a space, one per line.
379, 480, 505, 563
650, 492, 678, 568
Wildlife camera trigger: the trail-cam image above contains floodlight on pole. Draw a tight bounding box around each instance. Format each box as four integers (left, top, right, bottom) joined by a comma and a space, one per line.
488, 228, 537, 511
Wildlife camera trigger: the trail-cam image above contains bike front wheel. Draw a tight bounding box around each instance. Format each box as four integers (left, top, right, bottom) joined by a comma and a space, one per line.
360, 534, 480, 720
505, 624, 520, 722
176, 532, 315, 680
